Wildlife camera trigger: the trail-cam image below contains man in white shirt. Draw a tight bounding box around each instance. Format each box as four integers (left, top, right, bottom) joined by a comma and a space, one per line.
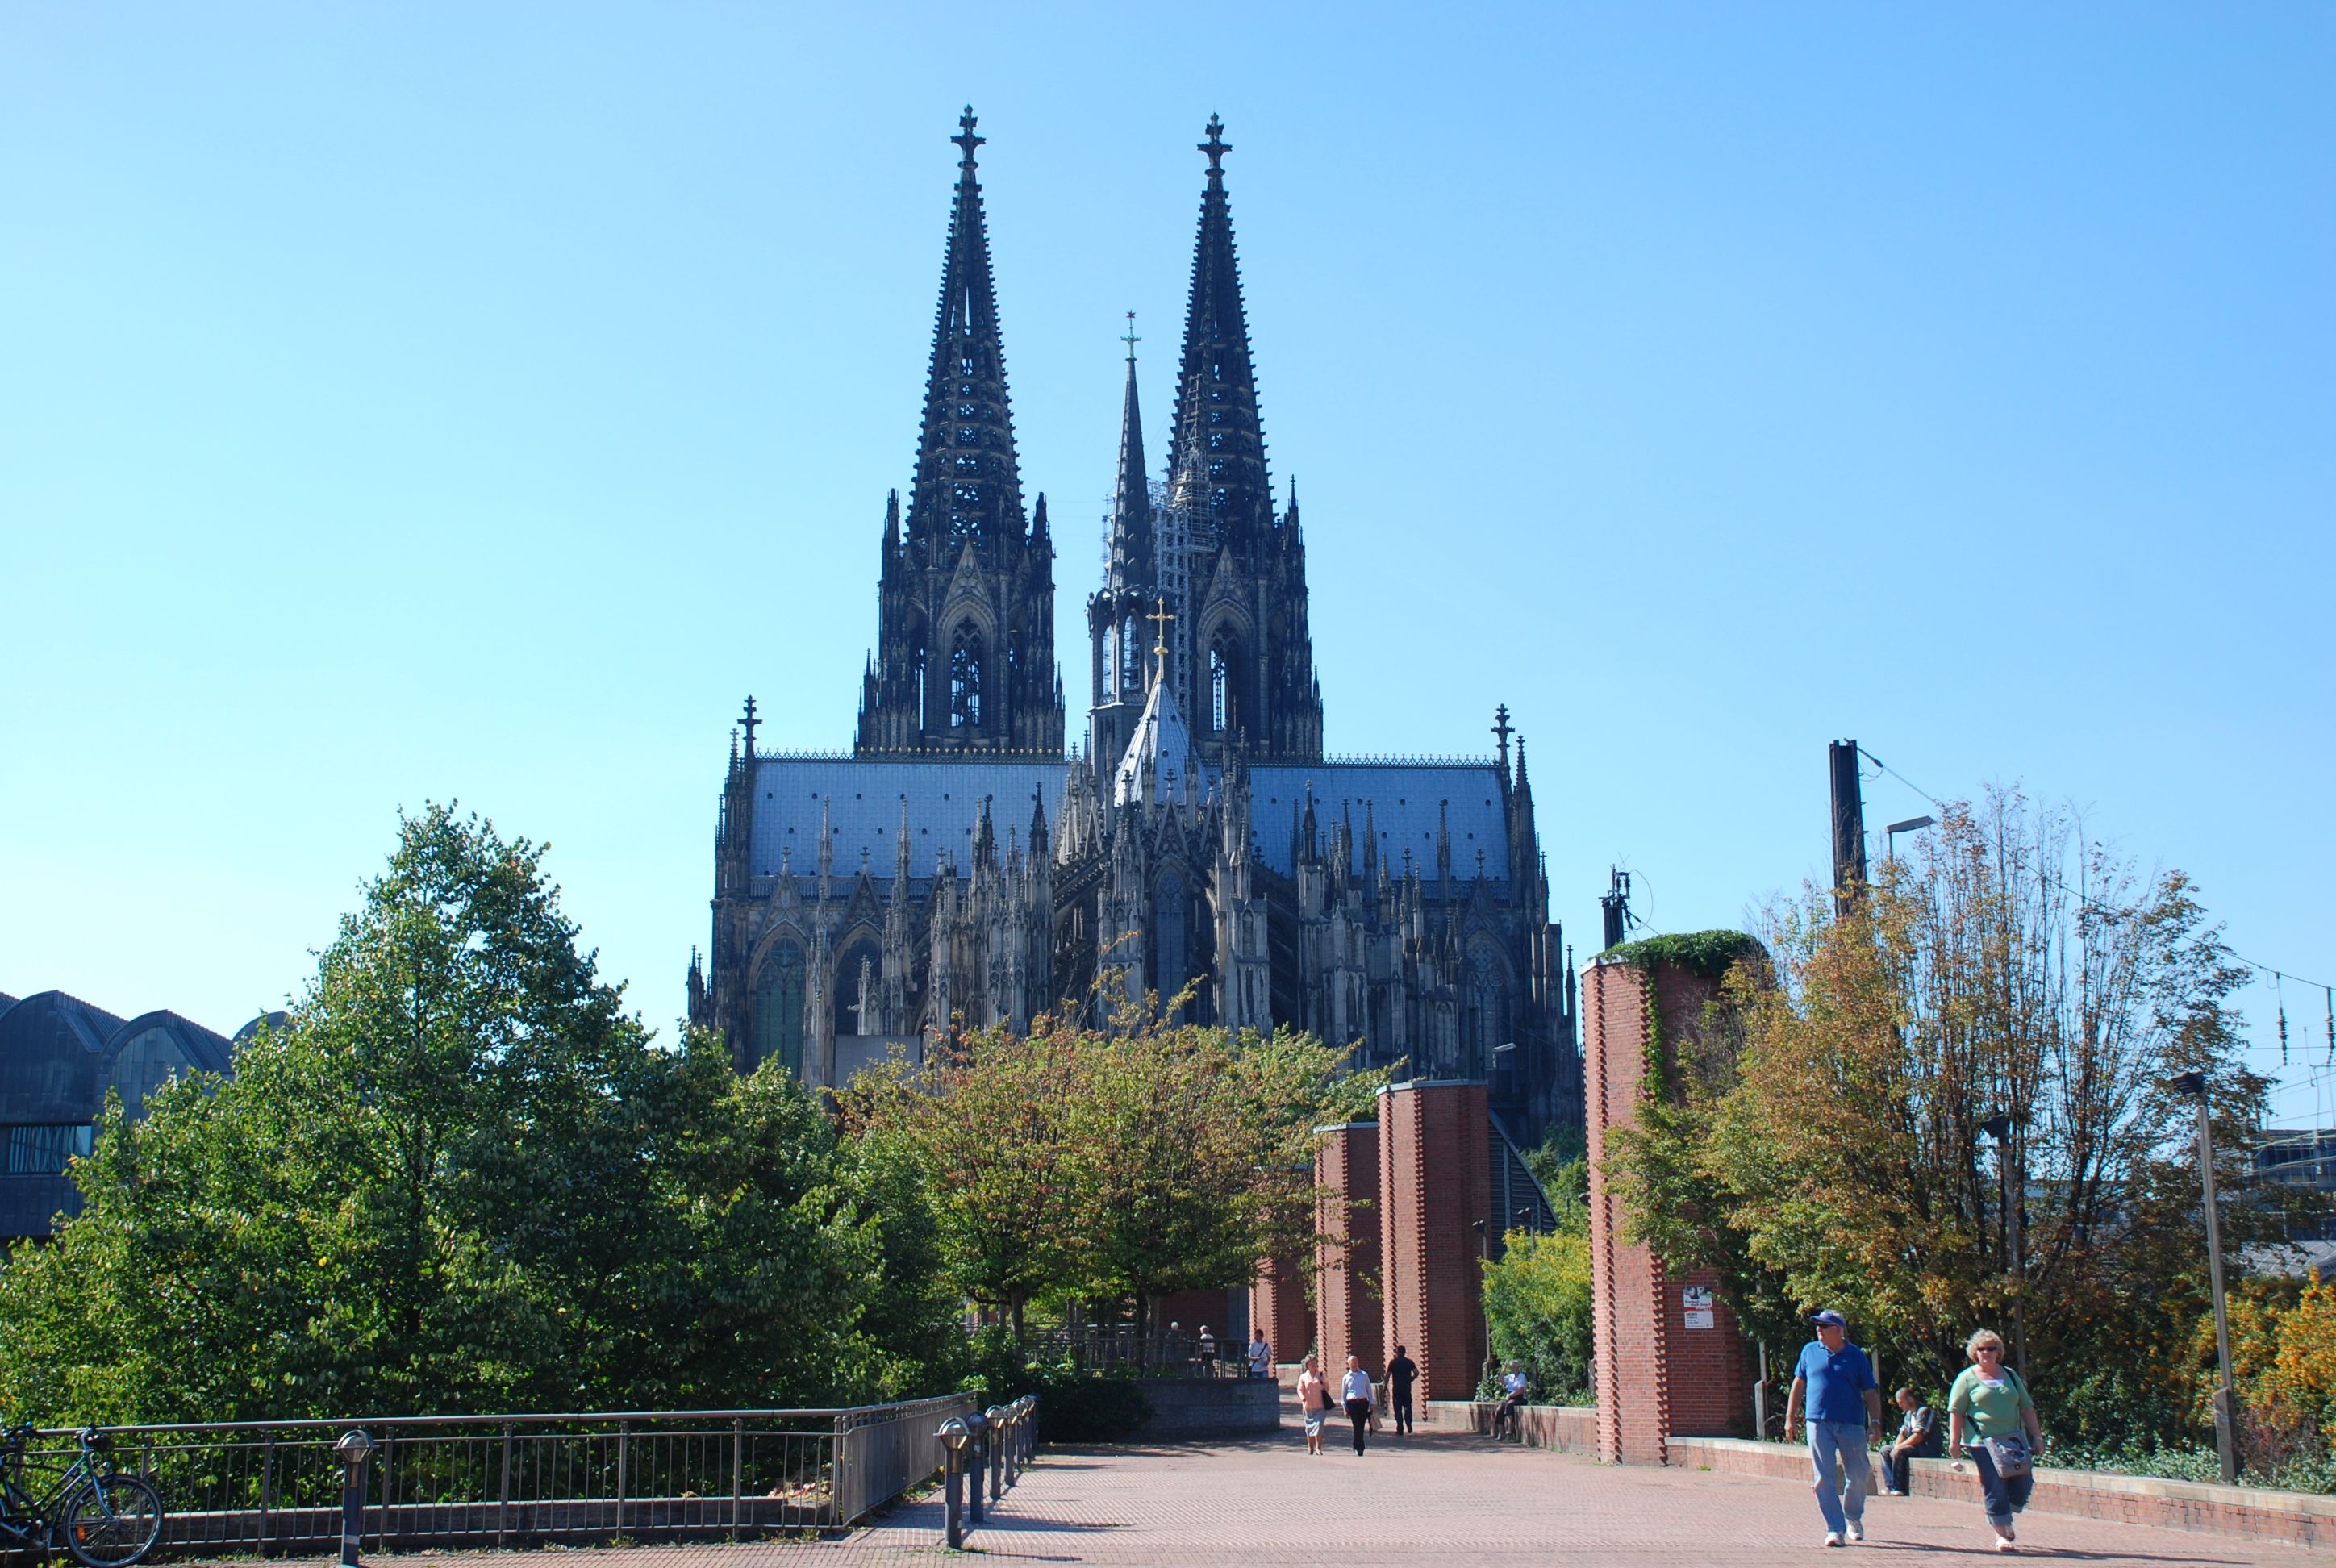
1247, 1329, 1273, 1380
1342, 1356, 1375, 1455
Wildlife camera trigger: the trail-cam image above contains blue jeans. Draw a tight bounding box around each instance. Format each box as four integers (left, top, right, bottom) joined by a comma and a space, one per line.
1805, 1420, 1870, 1534
1970, 1445, 2034, 1530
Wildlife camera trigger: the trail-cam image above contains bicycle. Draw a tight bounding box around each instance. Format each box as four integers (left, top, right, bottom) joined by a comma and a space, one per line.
0, 1424, 165, 1567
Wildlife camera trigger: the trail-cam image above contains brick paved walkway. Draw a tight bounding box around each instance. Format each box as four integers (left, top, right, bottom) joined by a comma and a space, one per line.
208, 1422, 2313, 1565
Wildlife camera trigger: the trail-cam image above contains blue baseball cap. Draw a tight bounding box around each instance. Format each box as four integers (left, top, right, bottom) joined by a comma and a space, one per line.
1810, 1309, 1848, 1327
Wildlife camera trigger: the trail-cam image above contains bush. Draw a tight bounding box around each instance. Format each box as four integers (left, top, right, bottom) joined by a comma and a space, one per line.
1481, 1228, 1594, 1404
962, 1332, 1153, 1444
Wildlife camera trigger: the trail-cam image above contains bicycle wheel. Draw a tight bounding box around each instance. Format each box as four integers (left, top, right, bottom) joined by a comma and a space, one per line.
58, 1474, 162, 1568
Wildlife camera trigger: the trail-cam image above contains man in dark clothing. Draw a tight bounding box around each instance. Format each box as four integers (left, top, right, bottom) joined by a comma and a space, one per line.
1883, 1386, 1942, 1495
1386, 1345, 1420, 1435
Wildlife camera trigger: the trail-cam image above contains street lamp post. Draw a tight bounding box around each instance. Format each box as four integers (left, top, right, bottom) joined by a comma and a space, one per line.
1979, 1114, 2027, 1382
2169, 1070, 2238, 1483
1883, 815, 1936, 875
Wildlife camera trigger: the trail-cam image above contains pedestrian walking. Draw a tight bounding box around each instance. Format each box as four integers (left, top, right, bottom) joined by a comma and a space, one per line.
1784, 1309, 1883, 1548
1297, 1354, 1332, 1455
1386, 1344, 1420, 1435
1947, 1328, 2043, 1553
1246, 1328, 1274, 1381
1341, 1355, 1375, 1455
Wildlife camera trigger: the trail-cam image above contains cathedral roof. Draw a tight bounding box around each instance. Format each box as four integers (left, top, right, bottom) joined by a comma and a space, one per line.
748, 757, 1070, 881
1113, 663, 1209, 807
1250, 762, 1511, 882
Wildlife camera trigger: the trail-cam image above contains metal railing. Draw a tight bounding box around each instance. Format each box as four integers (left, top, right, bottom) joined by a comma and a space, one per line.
32, 1395, 973, 1558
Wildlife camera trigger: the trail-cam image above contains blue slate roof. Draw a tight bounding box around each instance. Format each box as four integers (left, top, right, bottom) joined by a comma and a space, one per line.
1250, 762, 1511, 881
740, 756, 1511, 884
750, 757, 1074, 880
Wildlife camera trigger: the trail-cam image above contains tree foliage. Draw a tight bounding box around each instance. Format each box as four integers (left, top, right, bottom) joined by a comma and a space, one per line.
1606, 790, 2271, 1438
0, 805, 947, 1425
844, 1016, 1378, 1340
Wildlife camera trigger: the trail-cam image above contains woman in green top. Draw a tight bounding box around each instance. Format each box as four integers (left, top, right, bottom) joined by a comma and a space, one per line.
1946, 1328, 2044, 1553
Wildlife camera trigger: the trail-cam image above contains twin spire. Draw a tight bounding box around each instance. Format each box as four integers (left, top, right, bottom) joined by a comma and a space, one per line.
908, 107, 1274, 566
905, 107, 1027, 548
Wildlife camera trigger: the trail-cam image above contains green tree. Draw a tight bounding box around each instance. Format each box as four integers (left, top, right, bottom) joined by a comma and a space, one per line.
1606, 790, 2271, 1440
1482, 1228, 1595, 1403
0, 805, 916, 1424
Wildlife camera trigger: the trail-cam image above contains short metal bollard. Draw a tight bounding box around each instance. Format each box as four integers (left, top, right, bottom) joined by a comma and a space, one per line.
962, 1409, 989, 1526
936, 1416, 971, 1549
985, 1405, 1006, 1503
334, 1429, 374, 1568
1001, 1403, 1018, 1488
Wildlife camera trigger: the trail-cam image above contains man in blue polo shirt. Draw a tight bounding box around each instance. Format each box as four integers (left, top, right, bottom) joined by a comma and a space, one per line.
1784, 1309, 1883, 1547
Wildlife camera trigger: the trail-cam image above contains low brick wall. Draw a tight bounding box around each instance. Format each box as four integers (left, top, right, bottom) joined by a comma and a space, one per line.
1129, 1377, 1283, 1441
1664, 1437, 2336, 1551
1421, 1400, 1597, 1454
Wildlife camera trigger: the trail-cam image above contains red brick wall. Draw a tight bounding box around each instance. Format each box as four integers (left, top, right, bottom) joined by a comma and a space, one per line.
1316, 1121, 1384, 1375
1249, 1257, 1309, 1366
1379, 1080, 1490, 1402
1587, 958, 1755, 1463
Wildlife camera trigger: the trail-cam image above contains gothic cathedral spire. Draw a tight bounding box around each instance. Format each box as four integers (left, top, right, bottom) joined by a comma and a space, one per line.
907, 107, 1026, 548
858, 108, 1064, 758
1167, 115, 1272, 548
1164, 115, 1323, 768
1087, 316, 1153, 772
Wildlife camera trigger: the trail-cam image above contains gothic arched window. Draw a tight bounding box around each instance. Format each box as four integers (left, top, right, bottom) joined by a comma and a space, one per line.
834, 938, 882, 1039
1208, 631, 1241, 734
949, 625, 983, 728
753, 943, 806, 1076
1154, 872, 1187, 1008
1466, 943, 1505, 1075
1120, 615, 1139, 693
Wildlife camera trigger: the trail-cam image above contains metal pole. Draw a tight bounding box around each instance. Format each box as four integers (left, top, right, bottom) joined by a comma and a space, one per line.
334, 1431, 373, 1568
2196, 1095, 2238, 1483
615, 1420, 628, 1535
964, 1414, 986, 1526
938, 1419, 968, 1549
730, 1419, 744, 1537
497, 1424, 513, 1549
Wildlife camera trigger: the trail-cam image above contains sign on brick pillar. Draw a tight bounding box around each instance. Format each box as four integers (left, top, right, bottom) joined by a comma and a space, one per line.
1376, 1080, 1490, 1402
1315, 1120, 1384, 1375
1586, 949, 1759, 1466
1249, 1256, 1308, 1366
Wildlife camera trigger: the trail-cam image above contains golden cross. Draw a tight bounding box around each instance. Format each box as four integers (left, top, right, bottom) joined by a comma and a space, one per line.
1146, 596, 1175, 658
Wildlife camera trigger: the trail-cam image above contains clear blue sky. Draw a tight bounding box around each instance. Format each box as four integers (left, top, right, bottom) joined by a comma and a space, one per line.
5, 3, 2330, 1122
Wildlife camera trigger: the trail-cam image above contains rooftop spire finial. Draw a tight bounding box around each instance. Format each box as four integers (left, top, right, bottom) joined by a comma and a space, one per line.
1201, 113, 1229, 175
741, 694, 760, 757
1122, 310, 1141, 363
1147, 595, 1176, 669
952, 106, 983, 168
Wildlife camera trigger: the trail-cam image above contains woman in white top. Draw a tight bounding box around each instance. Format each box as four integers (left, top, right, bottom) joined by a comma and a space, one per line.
1296, 1355, 1331, 1453
1341, 1355, 1375, 1455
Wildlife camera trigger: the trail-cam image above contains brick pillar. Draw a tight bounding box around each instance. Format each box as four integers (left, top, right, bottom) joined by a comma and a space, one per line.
1587, 955, 1756, 1465
1316, 1120, 1383, 1375
1378, 1079, 1490, 1402
1249, 1255, 1309, 1366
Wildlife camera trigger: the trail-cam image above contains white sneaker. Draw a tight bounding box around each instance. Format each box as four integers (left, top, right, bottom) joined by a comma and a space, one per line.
1846, 1520, 1865, 1542
1993, 1539, 2018, 1553
1824, 1532, 1845, 1548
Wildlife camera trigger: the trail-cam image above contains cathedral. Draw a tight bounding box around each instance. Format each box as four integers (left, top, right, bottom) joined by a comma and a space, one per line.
688, 111, 1583, 1150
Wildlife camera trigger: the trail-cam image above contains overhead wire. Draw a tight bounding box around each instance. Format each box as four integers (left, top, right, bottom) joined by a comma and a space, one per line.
1853, 744, 2334, 1126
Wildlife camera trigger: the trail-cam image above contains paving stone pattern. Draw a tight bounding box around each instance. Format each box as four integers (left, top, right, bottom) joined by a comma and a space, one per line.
200, 1420, 2317, 1566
